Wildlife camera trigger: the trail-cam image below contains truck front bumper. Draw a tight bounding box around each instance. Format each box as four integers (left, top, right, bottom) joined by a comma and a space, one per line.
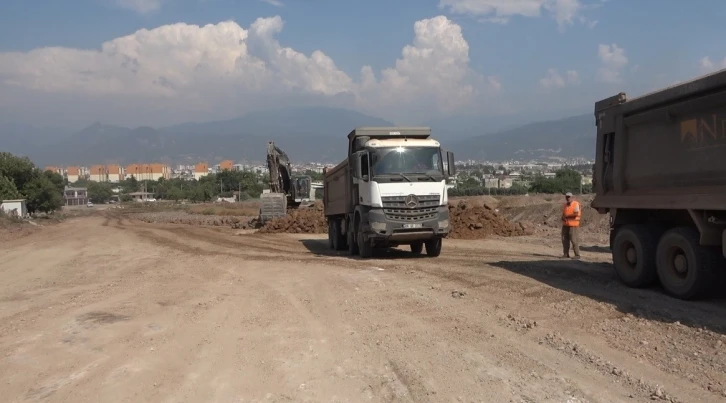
364, 206, 450, 243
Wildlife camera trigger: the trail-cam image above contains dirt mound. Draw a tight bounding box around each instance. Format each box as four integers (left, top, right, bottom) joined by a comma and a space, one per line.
498, 197, 608, 234
447, 200, 534, 239
258, 203, 327, 234
133, 211, 256, 229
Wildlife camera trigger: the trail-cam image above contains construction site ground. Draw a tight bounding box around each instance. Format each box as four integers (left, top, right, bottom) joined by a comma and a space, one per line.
1, 196, 725, 403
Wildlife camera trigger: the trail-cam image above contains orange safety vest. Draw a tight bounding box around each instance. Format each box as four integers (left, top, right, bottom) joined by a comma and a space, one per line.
562, 200, 581, 227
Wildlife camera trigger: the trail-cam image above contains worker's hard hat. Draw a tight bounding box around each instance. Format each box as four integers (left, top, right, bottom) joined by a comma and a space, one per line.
565, 192, 573, 197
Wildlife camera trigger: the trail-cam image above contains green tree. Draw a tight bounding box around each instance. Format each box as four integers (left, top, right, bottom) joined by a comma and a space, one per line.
0, 153, 64, 214
528, 168, 583, 194
23, 173, 64, 214
0, 175, 22, 201
88, 182, 114, 203
0, 152, 36, 190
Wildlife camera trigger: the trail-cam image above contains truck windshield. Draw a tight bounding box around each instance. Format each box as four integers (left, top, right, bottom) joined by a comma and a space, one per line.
370, 147, 443, 176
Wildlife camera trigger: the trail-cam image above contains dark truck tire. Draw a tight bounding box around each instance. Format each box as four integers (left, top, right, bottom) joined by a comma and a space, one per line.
331, 219, 347, 251
347, 220, 359, 255
611, 225, 658, 288
327, 220, 334, 249
425, 238, 442, 257
656, 227, 720, 300
410, 241, 423, 254
357, 221, 373, 259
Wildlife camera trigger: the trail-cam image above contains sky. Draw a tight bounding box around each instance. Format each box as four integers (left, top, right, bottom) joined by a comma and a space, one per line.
1, 0, 726, 129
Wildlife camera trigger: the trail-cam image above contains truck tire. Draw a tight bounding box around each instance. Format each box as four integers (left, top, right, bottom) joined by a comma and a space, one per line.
410, 241, 423, 254
425, 238, 442, 257
331, 219, 347, 251
327, 220, 334, 249
611, 225, 658, 288
656, 227, 719, 300
347, 220, 359, 255
357, 224, 373, 258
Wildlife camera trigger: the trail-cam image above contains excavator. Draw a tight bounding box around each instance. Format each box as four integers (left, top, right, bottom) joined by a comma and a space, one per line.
259, 141, 313, 224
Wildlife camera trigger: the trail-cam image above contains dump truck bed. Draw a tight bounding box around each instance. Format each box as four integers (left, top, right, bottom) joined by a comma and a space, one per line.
323, 158, 350, 217
592, 68, 726, 211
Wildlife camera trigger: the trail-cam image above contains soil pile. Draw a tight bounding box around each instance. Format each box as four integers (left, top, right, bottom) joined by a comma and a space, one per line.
447, 200, 534, 239
498, 195, 608, 235
257, 202, 327, 234
134, 211, 256, 229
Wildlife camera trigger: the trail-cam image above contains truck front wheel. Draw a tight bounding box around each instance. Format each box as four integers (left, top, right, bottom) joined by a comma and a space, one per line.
611, 225, 658, 287
357, 222, 373, 259
656, 227, 719, 300
425, 238, 442, 257
410, 241, 423, 254
347, 220, 359, 256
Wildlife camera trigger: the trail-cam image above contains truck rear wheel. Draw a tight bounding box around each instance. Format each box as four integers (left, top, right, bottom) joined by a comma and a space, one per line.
611, 225, 658, 287
425, 238, 442, 257
331, 219, 347, 251
656, 227, 719, 300
327, 220, 334, 249
410, 241, 423, 254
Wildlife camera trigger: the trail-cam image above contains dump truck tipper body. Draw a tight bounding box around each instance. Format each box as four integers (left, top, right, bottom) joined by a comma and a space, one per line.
592, 69, 726, 299
323, 127, 456, 258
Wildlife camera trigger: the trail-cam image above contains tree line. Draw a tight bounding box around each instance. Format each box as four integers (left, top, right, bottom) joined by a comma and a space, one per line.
448, 167, 592, 197
0, 152, 65, 214
74, 168, 266, 203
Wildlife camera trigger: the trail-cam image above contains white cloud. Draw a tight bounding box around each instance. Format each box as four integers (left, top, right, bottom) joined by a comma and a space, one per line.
0, 15, 489, 126
487, 76, 502, 91
699, 56, 726, 73
597, 43, 627, 83
439, 0, 592, 30
539, 68, 578, 88
260, 0, 283, 6
566, 70, 580, 84
115, 0, 165, 14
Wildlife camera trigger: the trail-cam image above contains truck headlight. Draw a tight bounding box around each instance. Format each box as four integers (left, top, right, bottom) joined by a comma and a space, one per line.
438, 220, 449, 228
371, 221, 387, 231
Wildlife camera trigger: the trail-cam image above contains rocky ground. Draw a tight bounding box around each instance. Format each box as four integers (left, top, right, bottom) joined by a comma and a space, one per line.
0, 205, 724, 402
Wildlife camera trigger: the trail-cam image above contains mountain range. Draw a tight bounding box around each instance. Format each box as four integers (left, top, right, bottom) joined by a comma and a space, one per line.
0, 108, 596, 166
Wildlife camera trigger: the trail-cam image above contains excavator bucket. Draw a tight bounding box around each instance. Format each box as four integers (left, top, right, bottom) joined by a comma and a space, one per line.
259, 192, 287, 224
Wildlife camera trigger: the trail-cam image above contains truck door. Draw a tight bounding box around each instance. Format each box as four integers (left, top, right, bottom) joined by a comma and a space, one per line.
352, 151, 372, 206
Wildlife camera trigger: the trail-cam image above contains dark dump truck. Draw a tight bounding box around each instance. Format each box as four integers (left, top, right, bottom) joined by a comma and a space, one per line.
592, 70, 726, 300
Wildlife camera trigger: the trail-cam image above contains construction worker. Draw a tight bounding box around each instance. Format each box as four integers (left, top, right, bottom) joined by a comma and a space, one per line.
561, 191, 581, 259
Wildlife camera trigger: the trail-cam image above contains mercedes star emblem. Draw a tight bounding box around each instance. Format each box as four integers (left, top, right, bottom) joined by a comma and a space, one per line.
404, 194, 419, 208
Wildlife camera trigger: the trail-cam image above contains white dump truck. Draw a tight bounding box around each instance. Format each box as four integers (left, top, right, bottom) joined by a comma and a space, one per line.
323, 127, 456, 258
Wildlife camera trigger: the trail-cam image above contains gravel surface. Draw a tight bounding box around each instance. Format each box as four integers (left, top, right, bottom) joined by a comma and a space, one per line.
0, 211, 724, 402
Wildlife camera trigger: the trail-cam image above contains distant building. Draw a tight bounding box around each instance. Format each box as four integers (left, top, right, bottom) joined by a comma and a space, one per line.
128, 191, 154, 202
125, 163, 170, 181
194, 163, 208, 180
89, 165, 107, 182
44, 166, 63, 175
218, 160, 234, 172
107, 165, 125, 182
0, 199, 27, 217
64, 186, 88, 206
66, 166, 81, 183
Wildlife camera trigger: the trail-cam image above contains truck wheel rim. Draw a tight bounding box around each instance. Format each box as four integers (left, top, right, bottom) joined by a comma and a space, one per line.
625, 246, 637, 265
673, 253, 688, 276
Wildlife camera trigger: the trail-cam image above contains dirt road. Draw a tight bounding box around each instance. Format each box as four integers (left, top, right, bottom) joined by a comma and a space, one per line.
1, 214, 725, 402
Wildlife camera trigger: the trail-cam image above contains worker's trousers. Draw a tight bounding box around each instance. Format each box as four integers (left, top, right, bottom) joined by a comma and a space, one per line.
561, 226, 580, 257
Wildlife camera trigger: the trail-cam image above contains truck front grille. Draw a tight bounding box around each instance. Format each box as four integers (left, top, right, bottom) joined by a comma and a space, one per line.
381, 195, 440, 222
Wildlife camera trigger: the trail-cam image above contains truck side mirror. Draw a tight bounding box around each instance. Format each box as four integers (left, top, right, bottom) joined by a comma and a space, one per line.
446, 151, 456, 176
